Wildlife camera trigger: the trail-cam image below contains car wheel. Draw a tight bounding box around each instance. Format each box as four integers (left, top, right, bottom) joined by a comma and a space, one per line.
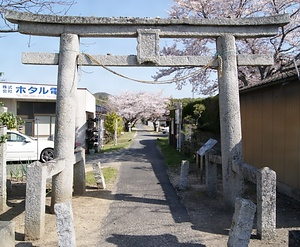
40, 148, 54, 163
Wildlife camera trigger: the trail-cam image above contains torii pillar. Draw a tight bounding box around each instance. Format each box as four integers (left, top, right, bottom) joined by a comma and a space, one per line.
51, 33, 79, 210
217, 35, 244, 206
5, 11, 289, 208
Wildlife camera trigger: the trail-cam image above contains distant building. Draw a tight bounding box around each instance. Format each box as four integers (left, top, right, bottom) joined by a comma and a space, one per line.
0, 82, 95, 149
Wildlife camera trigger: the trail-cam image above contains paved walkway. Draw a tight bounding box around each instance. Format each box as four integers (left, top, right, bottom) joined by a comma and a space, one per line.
92, 126, 205, 246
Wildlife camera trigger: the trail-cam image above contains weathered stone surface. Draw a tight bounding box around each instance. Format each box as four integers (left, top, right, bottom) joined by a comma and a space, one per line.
92, 162, 106, 189
0, 221, 15, 247
5, 10, 289, 38
179, 160, 189, 190
208, 154, 222, 164
231, 160, 277, 240
257, 167, 276, 239
217, 35, 244, 206
232, 160, 257, 184
5, 10, 289, 26
228, 198, 256, 247
137, 29, 160, 65
54, 202, 76, 247
25, 161, 47, 241
24, 159, 65, 240
51, 33, 79, 212
0, 127, 7, 213
23, 52, 274, 67
205, 153, 217, 197
73, 148, 86, 195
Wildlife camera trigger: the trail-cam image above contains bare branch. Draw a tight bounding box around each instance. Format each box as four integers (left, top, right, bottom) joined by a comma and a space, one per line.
0, 0, 76, 31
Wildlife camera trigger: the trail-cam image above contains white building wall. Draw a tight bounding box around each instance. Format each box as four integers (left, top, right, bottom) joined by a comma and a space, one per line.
0, 99, 17, 115
75, 88, 95, 147
0, 82, 95, 148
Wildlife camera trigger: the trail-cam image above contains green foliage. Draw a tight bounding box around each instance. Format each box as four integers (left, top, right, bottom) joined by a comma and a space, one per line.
0, 112, 25, 129
85, 167, 117, 186
178, 96, 220, 134
0, 134, 8, 143
94, 92, 110, 105
169, 97, 221, 158
201, 96, 220, 134
193, 103, 206, 117
156, 137, 191, 168
9, 163, 28, 182
104, 112, 123, 138
101, 131, 135, 153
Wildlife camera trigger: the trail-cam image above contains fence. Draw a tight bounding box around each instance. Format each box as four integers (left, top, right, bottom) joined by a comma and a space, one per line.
24, 147, 86, 240
204, 152, 276, 240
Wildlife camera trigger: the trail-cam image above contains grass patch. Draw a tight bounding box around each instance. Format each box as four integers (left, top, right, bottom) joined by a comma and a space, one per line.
157, 137, 190, 168
101, 131, 136, 153
85, 167, 117, 186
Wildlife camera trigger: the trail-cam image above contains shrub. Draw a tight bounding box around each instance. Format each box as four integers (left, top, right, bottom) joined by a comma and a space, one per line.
0, 112, 24, 130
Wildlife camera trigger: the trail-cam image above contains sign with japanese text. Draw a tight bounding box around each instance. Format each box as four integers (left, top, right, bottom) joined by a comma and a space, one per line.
0, 82, 57, 99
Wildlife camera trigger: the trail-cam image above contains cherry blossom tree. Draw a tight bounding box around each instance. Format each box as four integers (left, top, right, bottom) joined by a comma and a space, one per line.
154, 0, 300, 96
107, 91, 169, 131
1, 0, 75, 32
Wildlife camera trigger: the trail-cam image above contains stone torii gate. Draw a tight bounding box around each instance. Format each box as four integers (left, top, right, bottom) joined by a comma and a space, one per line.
6, 11, 289, 207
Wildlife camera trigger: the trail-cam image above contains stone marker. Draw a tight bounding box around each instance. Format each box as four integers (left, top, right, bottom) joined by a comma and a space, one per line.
228, 197, 256, 247
256, 167, 276, 239
25, 161, 47, 240
179, 160, 189, 190
0, 221, 15, 247
54, 202, 76, 247
205, 152, 217, 197
92, 162, 106, 189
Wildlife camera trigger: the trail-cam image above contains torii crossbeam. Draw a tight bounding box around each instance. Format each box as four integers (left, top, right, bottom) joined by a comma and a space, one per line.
5, 10, 289, 240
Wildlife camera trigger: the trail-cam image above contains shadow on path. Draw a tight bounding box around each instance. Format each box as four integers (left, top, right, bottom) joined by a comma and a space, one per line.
106, 233, 205, 247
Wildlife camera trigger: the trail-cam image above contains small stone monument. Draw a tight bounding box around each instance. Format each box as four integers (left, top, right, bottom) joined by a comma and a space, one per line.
228, 197, 256, 247
92, 162, 106, 189
179, 160, 189, 190
55, 202, 76, 247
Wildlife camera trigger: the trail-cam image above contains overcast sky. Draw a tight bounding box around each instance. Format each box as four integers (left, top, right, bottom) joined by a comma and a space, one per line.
0, 0, 198, 99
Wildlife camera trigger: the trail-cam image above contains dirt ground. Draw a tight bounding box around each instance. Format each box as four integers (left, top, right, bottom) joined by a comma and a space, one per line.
2, 163, 300, 246
168, 165, 300, 246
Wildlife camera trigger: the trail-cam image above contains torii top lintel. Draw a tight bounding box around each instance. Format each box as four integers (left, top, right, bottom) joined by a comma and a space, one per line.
5, 10, 289, 38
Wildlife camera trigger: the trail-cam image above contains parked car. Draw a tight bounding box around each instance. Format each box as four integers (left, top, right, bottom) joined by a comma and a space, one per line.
6, 130, 54, 163
161, 126, 169, 134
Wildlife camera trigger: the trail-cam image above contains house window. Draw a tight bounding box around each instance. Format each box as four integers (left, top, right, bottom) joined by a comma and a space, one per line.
34, 115, 56, 137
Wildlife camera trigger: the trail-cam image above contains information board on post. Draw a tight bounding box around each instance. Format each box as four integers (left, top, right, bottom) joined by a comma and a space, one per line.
197, 138, 218, 156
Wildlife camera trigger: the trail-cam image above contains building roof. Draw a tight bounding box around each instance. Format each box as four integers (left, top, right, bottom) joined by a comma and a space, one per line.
240, 62, 300, 93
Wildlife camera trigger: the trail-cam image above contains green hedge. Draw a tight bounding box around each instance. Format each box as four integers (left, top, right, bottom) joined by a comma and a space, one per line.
181, 96, 220, 134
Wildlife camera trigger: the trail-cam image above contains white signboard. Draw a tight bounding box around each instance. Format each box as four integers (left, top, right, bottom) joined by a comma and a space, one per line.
175, 109, 180, 124
0, 82, 57, 99
197, 138, 218, 156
